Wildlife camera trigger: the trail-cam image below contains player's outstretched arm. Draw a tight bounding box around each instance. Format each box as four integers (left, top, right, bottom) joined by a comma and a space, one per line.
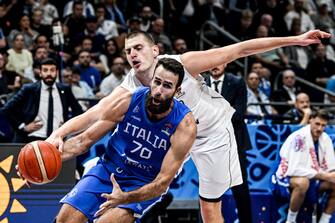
47, 86, 130, 151
181, 29, 331, 76
95, 113, 197, 215
60, 90, 132, 161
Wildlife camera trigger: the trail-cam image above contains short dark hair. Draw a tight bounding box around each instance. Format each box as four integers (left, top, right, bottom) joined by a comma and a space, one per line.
40, 58, 57, 69
311, 109, 329, 121
126, 31, 155, 45
155, 58, 184, 88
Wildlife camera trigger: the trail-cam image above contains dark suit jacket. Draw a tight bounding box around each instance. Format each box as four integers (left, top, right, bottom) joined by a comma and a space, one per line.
0, 81, 83, 142
204, 72, 252, 150
270, 86, 301, 114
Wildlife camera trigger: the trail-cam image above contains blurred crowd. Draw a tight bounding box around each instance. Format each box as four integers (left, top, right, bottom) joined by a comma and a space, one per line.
0, 0, 334, 142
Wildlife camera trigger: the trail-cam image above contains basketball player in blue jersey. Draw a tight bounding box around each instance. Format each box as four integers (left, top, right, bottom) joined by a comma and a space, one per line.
42, 58, 196, 223
46, 29, 331, 223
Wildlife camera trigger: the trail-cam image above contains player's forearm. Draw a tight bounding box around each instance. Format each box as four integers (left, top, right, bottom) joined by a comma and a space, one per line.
123, 176, 171, 204
61, 134, 90, 161
227, 36, 299, 63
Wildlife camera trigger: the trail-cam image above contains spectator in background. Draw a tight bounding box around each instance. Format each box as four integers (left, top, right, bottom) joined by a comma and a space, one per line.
69, 66, 95, 111
0, 58, 82, 142
260, 13, 276, 36
271, 69, 301, 114
150, 17, 172, 53
7, 14, 39, 50
95, 3, 119, 40
75, 16, 106, 55
305, 43, 335, 102
139, 5, 156, 32
284, 0, 315, 33
228, 9, 254, 41
99, 38, 120, 75
34, 0, 59, 26
204, 63, 253, 223
250, 61, 271, 97
6, 33, 33, 82
173, 38, 188, 54
246, 71, 276, 117
63, 0, 95, 18
274, 110, 335, 223
0, 53, 21, 95
104, 0, 127, 32
253, 25, 290, 74
96, 56, 126, 98
63, 1, 86, 41
76, 50, 101, 93
284, 92, 312, 125
127, 16, 142, 33
31, 8, 52, 38
283, 17, 312, 72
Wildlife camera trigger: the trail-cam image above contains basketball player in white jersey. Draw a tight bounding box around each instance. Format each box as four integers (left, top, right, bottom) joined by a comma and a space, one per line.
47, 30, 330, 223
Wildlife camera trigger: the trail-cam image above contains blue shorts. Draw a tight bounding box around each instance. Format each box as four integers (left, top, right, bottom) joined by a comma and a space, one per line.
60, 157, 163, 221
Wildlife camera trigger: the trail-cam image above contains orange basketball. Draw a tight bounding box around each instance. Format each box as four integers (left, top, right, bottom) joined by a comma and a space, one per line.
18, 141, 62, 185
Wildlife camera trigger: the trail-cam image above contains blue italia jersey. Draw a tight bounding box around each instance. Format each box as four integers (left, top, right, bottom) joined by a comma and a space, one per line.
105, 87, 191, 182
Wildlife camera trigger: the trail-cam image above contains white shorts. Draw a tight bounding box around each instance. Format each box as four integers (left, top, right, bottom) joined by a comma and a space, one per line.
190, 123, 242, 199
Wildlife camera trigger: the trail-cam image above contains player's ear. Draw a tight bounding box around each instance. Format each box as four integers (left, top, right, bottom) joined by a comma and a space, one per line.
153, 45, 159, 58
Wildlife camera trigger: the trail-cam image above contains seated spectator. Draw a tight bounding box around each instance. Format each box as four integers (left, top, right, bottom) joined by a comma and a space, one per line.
250, 61, 271, 97
63, 1, 86, 41
139, 5, 156, 32
284, 92, 312, 125
7, 14, 39, 50
0, 58, 82, 142
95, 3, 118, 40
253, 25, 290, 73
31, 8, 52, 38
271, 69, 301, 113
150, 18, 172, 53
0, 52, 21, 94
76, 50, 101, 92
70, 66, 95, 111
99, 38, 120, 75
274, 110, 335, 223
34, 0, 59, 26
63, 0, 95, 18
6, 33, 33, 82
96, 56, 126, 98
173, 38, 188, 54
246, 72, 277, 117
305, 43, 335, 102
283, 17, 312, 71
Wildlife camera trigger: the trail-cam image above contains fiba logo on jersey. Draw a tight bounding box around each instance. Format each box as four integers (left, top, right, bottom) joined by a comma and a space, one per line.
133, 106, 140, 113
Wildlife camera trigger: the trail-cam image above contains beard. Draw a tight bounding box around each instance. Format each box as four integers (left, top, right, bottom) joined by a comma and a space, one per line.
43, 76, 56, 86
145, 91, 173, 115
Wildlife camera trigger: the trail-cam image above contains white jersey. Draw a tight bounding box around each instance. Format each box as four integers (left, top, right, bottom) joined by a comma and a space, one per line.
121, 54, 235, 152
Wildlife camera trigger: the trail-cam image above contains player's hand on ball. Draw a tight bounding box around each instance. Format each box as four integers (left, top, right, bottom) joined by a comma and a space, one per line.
94, 173, 126, 217
15, 164, 31, 187
46, 133, 64, 153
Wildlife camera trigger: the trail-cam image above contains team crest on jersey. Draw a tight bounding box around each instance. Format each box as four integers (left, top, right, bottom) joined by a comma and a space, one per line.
161, 123, 172, 136
133, 105, 140, 113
